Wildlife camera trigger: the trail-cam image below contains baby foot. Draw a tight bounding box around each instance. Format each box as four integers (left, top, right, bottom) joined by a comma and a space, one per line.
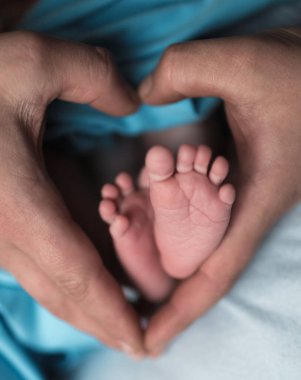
99, 172, 173, 302
146, 144, 236, 279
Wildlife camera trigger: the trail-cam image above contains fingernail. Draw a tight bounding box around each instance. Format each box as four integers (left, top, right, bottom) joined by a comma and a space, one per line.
139, 75, 153, 98
119, 341, 145, 361
149, 344, 165, 358
130, 352, 145, 361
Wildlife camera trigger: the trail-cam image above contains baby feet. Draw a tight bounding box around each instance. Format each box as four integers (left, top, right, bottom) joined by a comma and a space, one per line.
146, 145, 235, 278
99, 172, 173, 302
99, 144, 235, 301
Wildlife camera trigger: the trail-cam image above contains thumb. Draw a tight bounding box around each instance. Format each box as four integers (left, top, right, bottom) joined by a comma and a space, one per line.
1, 31, 139, 118
138, 36, 259, 105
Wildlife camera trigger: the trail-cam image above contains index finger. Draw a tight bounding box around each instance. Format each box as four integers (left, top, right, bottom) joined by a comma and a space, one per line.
0, 32, 144, 355
9, 179, 144, 355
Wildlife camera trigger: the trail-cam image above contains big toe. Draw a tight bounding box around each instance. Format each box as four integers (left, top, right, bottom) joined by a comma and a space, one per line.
145, 145, 174, 182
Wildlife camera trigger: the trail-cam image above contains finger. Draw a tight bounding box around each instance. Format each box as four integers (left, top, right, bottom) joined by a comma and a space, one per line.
145, 234, 252, 355
37, 223, 144, 354
139, 37, 255, 105
48, 40, 140, 115
0, 32, 145, 355
145, 178, 282, 355
4, 244, 145, 358
0, 242, 124, 351
2, 32, 140, 116
7, 179, 144, 356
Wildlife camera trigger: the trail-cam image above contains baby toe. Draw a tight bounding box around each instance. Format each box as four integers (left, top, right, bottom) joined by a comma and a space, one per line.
209, 156, 229, 186
194, 145, 212, 175
176, 144, 196, 174
99, 199, 117, 224
145, 145, 175, 182
115, 172, 135, 196
101, 183, 120, 200
219, 184, 236, 206
109, 215, 130, 238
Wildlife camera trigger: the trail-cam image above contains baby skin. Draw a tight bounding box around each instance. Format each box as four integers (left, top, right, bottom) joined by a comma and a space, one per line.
99, 145, 235, 302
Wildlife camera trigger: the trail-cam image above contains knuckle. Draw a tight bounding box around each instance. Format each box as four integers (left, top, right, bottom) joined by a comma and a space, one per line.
55, 272, 89, 301
0, 31, 48, 105
232, 39, 258, 75
7, 31, 45, 69
200, 266, 233, 298
169, 298, 192, 330
94, 46, 114, 78
164, 43, 185, 61
160, 43, 186, 89
70, 45, 115, 103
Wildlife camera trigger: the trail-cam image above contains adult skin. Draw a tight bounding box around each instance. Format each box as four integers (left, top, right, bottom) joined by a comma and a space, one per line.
1, 28, 300, 362
139, 28, 301, 355
0, 31, 145, 357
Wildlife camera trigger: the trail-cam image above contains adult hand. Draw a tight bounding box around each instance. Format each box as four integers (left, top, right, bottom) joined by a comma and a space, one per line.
139, 28, 301, 355
0, 32, 144, 356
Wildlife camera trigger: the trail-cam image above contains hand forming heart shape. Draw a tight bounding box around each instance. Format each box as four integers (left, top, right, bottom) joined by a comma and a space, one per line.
0, 29, 301, 358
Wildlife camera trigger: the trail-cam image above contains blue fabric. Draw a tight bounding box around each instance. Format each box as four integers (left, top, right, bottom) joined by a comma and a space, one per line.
1, 0, 300, 379
0, 270, 101, 377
